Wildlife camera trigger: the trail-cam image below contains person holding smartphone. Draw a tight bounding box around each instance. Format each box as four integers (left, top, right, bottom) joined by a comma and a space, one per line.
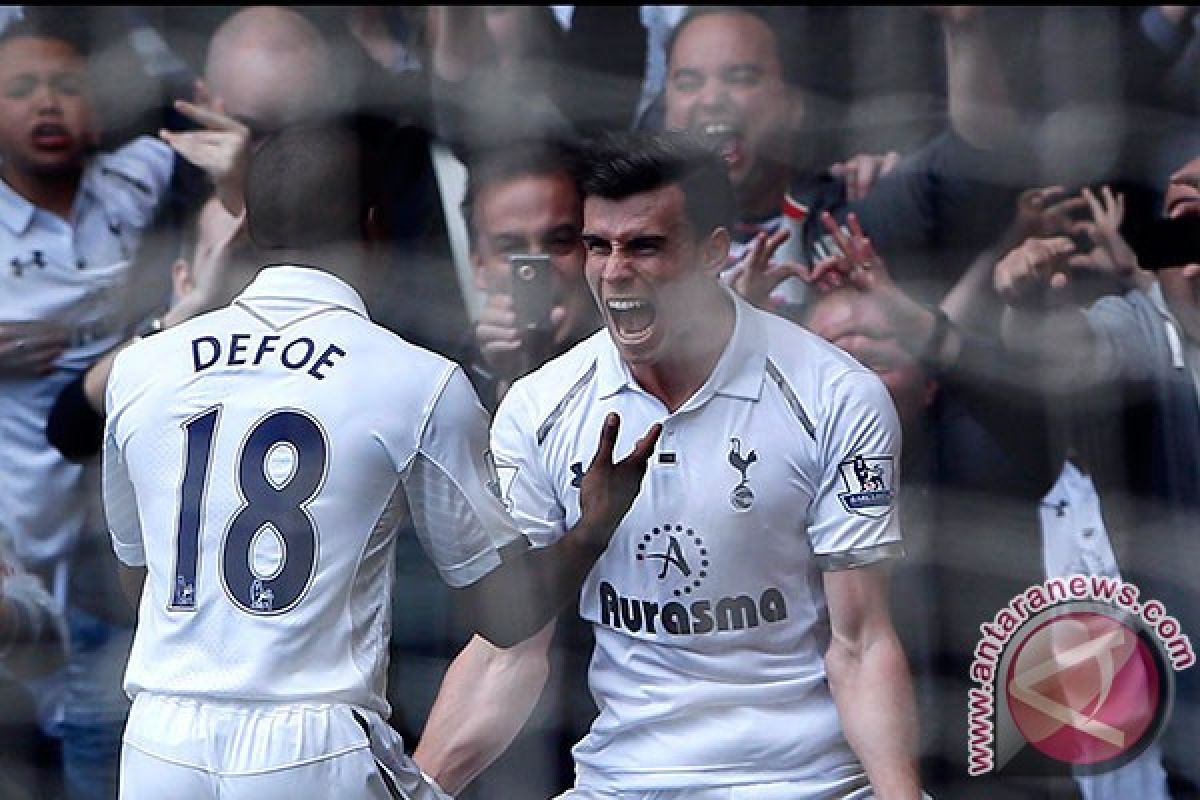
461, 136, 602, 410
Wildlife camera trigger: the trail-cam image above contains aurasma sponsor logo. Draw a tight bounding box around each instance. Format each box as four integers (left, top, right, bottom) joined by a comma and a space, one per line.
968, 575, 1193, 777
598, 581, 788, 636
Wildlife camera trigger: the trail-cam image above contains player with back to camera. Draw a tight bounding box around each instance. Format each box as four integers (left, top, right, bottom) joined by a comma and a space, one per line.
102, 115, 659, 800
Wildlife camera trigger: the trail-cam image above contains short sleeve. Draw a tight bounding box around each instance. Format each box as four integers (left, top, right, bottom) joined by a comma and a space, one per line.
489, 383, 567, 548
102, 353, 145, 567
405, 366, 528, 588
806, 369, 905, 570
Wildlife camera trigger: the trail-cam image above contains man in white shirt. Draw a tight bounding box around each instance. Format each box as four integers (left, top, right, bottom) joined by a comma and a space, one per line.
103, 116, 659, 800
415, 131, 922, 799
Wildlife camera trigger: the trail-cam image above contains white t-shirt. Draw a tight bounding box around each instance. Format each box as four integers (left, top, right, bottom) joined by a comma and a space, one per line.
0, 136, 174, 567
103, 266, 525, 716
491, 291, 904, 794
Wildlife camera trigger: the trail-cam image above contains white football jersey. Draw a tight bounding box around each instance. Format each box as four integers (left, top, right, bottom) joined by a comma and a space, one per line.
104, 266, 525, 716
491, 291, 904, 794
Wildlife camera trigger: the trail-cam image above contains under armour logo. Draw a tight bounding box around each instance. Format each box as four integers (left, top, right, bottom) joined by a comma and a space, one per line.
10, 250, 45, 277
570, 462, 584, 489
1041, 499, 1069, 518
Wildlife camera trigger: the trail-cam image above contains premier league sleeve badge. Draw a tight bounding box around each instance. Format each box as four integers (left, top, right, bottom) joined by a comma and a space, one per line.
837, 454, 896, 517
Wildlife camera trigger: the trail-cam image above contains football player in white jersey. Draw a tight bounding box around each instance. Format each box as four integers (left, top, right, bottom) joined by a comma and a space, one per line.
102, 116, 660, 800
415, 131, 924, 799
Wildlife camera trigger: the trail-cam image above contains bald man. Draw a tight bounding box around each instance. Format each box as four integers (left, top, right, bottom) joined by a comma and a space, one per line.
203, 5, 341, 135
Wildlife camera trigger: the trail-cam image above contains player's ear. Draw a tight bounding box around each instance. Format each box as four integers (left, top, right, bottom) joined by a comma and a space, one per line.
172, 257, 194, 298
701, 226, 731, 277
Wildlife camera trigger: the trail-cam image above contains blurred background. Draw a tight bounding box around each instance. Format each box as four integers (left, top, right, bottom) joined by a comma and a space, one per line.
3, 5, 1200, 799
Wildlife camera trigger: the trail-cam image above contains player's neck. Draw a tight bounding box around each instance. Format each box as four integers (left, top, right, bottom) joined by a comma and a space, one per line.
264, 242, 369, 287
630, 292, 735, 413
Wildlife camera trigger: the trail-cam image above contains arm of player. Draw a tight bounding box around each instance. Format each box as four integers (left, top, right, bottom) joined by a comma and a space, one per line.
823, 564, 922, 800
456, 413, 661, 649
412, 622, 556, 796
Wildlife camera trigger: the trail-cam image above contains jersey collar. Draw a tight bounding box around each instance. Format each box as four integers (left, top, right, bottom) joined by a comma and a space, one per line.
595, 288, 767, 406
236, 265, 371, 319
0, 179, 37, 235
699, 290, 768, 404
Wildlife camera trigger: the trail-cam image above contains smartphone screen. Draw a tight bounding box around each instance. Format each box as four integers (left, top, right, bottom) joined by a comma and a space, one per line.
509, 254, 555, 333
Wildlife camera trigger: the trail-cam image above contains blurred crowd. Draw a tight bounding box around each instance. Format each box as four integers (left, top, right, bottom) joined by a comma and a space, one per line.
2, 5, 1200, 799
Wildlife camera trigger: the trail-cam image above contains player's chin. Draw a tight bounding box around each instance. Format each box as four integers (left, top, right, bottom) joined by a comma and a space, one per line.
610, 328, 662, 366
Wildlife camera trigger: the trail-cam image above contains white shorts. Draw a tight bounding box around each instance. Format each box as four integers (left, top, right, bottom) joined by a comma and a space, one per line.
119, 693, 452, 800
554, 786, 931, 799
554, 785, 860, 800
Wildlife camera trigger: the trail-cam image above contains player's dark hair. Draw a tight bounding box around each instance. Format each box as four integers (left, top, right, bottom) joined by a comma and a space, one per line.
460, 136, 584, 247
579, 130, 735, 236
245, 113, 397, 251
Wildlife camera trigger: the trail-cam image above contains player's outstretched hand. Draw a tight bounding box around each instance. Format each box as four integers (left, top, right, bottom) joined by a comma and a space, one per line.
578, 413, 661, 551
159, 81, 252, 216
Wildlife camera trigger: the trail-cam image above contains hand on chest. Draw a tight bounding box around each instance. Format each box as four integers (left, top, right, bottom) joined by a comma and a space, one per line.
560, 425, 811, 596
